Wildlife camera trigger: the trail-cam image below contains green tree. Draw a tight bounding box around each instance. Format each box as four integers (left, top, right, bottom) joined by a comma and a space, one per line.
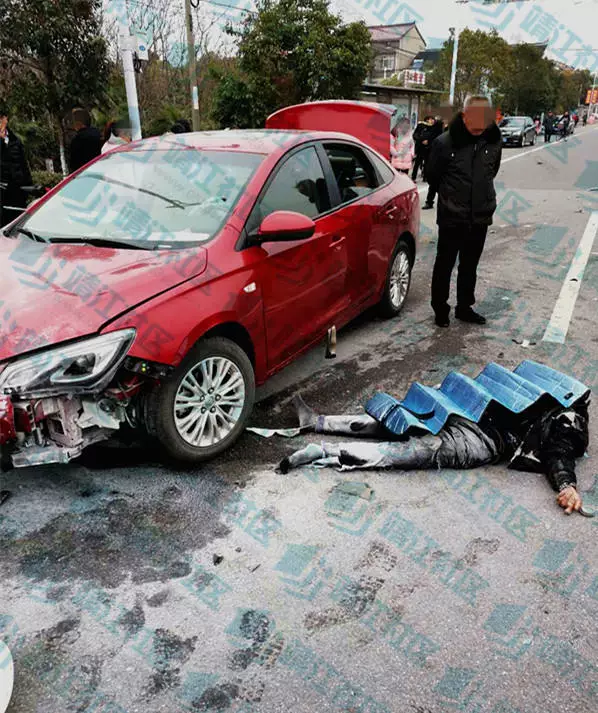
0, 0, 108, 173
555, 68, 593, 113
426, 29, 512, 109
214, 0, 372, 128
497, 44, 558, 116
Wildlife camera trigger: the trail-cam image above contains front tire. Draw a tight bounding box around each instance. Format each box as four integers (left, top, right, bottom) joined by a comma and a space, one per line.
378, 238, 413, 318
144, 337, 255, 463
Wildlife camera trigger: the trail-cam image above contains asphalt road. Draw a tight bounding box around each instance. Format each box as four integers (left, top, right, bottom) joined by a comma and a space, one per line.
2, 125, 598, 713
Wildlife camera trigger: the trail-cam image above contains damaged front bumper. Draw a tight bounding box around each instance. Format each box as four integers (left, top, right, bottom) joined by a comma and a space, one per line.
0, 392, 127, 468
0, 328, 174, 469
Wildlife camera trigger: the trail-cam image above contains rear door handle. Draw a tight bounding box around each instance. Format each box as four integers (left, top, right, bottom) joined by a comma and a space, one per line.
384, 206, 398, 219
330, 235, 345, 246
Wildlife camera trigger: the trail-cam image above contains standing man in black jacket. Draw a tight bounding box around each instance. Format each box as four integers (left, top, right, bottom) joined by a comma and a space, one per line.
0, 106, 33, 228
422, 116, 445, 209
69, 108, 103, 173
426, 96, 502, 328
411, 115, 435, 181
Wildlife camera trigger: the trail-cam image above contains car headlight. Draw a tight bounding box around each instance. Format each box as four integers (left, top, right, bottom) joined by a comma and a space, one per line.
0, 329, 136, 397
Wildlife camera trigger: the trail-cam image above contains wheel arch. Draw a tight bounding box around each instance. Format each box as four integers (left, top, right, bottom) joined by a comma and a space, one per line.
197, 322, 256, 369
397, 230, 416, 265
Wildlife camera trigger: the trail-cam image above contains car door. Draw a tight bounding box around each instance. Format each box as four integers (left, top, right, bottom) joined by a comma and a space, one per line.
318, 142, 382, 304
246, 145, 350, 369
525, 118, 534, 143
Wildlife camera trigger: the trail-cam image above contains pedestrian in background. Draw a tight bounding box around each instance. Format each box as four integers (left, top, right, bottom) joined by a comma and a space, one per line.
101, 119, 132, 154
543, 111, 555, 142
0, 106, 32, 228
69, 107, 103, 172
534, 115, 541, 135
422, 116, 444, 210
426, 95, 502, 328
390, 117, 414, 174
559, 111, 571, 141
411, 115, 435, 182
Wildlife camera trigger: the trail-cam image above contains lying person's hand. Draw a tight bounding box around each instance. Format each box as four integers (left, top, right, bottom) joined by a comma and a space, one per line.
557, 486, 582, 514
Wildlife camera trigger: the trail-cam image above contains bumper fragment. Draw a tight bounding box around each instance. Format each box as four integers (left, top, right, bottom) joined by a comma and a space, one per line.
0, 396, 16, 445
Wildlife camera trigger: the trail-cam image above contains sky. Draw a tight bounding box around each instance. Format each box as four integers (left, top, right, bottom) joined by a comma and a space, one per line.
331, 0, 598, 72
105, 0, 598, 77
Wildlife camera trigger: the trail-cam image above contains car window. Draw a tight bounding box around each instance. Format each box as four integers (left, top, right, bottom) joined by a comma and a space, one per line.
500, 118, 525, 127
21, 149, 264, 246
366, 150, 395, 186
324, 144, 378, 204
257, 147, 331, 223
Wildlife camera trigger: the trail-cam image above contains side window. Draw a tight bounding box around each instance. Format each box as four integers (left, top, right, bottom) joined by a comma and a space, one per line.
258, 146, 331, 222
324, 144, 379, 205
367, 150, 395, 186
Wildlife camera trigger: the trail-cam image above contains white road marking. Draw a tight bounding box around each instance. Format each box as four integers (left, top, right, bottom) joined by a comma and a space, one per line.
543, 211, 598, 344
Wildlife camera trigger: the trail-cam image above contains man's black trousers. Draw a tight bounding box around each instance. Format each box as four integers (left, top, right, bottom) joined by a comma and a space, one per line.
411, 152, 426, 181
431, 223, 488, 319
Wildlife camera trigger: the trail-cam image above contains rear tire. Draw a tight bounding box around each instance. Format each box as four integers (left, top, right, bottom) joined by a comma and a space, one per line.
144, 337, 255, 463
378, 238, 413, 318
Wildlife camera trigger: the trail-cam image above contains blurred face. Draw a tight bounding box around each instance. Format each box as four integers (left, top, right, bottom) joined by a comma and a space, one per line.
462, 100, 494, 136
0, 115, 7, 135
117, 128, 132, 142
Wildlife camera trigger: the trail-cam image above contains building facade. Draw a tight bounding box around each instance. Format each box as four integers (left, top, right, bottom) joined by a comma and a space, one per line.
368, 23, 427, 83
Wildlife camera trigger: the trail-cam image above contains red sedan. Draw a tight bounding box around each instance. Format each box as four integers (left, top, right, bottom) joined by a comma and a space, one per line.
0, 103, 419, 468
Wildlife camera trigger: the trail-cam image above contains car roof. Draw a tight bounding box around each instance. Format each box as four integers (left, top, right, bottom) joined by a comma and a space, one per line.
119, 129, 367, 155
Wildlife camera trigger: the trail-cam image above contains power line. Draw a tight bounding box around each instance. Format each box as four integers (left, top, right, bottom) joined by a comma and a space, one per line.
119, 0, 254, 15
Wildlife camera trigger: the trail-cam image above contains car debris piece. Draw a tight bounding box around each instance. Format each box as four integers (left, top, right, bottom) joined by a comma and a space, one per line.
213, 554, 224, 565
326, 326, 337, 359
512, 339, 536, 348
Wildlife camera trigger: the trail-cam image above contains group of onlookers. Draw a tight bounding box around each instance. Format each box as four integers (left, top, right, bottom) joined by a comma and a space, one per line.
541, 110, 579, 143
0, 106, 192, 227
390, 114, 446, 209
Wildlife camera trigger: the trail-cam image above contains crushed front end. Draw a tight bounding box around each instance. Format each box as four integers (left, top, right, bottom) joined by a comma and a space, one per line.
0, 329, 171, 469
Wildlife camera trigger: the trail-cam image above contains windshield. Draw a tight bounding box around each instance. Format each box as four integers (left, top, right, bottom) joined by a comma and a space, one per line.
499, 118, 525, 128
19, 148, 264, 247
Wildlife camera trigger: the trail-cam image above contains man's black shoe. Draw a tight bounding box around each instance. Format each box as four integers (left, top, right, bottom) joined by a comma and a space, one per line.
455, 307, 486, 325
422, 203, 434, 210
434, 315, 450, 328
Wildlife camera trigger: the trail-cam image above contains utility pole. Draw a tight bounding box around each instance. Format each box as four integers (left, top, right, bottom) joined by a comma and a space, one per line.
118, 6, 142, 141
449, 26, 460, 106
185, 0, 200, 131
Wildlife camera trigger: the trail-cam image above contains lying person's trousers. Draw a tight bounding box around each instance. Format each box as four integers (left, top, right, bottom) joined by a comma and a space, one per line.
280, 416, 501, 472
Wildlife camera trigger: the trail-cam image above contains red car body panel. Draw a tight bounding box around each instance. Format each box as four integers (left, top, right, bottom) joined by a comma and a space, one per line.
0, 236, 207, 361
266, 100, 396, 159
1, 104, 419, 390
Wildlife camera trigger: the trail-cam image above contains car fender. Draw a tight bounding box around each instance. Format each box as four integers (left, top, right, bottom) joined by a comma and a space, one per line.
103, 268, 268, 381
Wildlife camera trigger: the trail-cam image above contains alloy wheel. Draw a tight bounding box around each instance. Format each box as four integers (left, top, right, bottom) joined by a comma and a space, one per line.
173, 357, 245, 447
389, 250, 410, 309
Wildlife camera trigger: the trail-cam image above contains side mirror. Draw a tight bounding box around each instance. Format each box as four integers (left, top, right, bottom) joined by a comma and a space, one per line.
257, 210, 316, 243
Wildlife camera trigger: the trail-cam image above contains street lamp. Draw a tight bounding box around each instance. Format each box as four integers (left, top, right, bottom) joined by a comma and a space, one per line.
448, 0, 536, 107
449, 26, 459, 106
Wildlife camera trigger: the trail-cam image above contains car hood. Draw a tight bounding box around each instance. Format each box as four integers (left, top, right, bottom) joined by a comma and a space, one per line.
0, 237, 207, 361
